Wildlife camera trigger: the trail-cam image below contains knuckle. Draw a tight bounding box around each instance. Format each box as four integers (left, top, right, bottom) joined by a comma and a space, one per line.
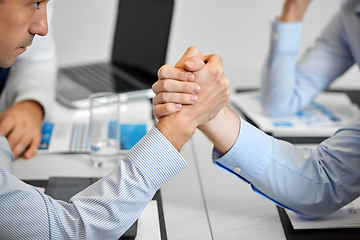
157, 65, 168, 78
159, 92, 169, 102
225, 77, 230, 88
153, 106, 161, 118
152, 81, 158, 93
33, 137, 41, 146
13, 145, 24, 157
19, 122, 28, 129
153, 93, 165, 106
181, 94, 189, 103
219, 76, 229, 89
164, 103, 173, 113
4, 114, 15, 124
225, 88, 230, 98
210, 65, 223, 79
178, 70, 186, 81
215, 54, 223, 63
188, 46, 200, 55
7, 136, 16, 145
161, 80, 170, 92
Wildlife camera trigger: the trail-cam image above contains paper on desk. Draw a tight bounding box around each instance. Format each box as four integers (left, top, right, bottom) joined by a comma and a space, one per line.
230, 91, 358, 137
38, 120, 154, 154
286, 198, 360, 229
38, 100, 154, 154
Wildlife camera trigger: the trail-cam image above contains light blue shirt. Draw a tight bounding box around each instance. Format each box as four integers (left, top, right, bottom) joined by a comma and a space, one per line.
213, 113, 360, 218
0, 127, 187, 239
261, 0, 359, 117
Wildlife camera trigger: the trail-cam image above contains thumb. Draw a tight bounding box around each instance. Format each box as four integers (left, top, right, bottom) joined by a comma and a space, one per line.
183, 56, 206, 72
175, 46, 206, 71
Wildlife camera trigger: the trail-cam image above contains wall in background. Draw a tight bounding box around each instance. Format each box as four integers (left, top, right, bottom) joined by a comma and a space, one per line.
52, 0, 359, 90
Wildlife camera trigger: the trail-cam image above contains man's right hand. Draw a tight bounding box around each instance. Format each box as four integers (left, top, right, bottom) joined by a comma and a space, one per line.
279, 0, 312, 22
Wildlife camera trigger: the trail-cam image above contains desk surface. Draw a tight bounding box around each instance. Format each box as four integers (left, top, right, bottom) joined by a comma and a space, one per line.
12, 101, 287, 240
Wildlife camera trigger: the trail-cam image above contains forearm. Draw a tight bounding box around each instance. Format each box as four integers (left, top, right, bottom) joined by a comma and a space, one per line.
199, 107, 240, 155
261, 20, 302, 116
0, 127, 187, 238
214, 114, 360, 217
279, 0, 311, 22
262, 0, 310, 116
0, 162, 155, 239
262, 13, 354, 117
5, 62, 56, 121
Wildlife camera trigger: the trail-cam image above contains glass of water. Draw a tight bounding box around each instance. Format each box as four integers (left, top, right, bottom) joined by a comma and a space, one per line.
89, 92, 120, 168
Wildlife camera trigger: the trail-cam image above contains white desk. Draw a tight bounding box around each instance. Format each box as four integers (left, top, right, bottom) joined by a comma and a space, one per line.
191, 130, 286, 240
12, 101, 287, 240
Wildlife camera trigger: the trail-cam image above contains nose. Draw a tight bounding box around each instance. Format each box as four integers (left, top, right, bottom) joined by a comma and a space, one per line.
29, 7, 49, 36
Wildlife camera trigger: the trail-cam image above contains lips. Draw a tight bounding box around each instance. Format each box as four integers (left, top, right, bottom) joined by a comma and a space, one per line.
18, 35, 34, 49
21, 43, 32, 48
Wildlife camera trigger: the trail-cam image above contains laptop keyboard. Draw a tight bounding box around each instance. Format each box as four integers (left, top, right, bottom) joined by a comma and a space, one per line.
61, 63, 139, 93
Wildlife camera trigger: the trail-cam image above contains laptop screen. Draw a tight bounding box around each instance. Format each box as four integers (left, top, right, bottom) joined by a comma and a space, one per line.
111, 0, 174, 79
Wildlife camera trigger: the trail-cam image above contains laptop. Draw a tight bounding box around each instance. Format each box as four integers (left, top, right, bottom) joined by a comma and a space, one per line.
56, 0, 175, 108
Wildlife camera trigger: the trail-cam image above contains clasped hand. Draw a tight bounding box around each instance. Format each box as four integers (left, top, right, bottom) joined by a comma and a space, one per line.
152, 46, 230, 128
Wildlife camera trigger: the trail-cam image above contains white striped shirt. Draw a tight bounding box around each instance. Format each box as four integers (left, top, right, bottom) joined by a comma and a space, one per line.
0, 127, 187, 239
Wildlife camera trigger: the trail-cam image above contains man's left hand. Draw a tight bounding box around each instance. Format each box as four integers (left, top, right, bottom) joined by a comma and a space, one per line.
0, 100, 44, 159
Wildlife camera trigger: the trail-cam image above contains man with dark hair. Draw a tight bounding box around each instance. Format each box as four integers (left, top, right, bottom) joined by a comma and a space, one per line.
0, 0, 56, 159
0, 1, 230, 238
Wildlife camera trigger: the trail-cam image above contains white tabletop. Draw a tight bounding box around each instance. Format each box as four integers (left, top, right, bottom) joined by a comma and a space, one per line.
191, 130, 286, 240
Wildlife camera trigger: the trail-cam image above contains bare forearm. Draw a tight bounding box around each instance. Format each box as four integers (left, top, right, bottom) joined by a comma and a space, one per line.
279, 0, 311, 22
198, 107, 240, 155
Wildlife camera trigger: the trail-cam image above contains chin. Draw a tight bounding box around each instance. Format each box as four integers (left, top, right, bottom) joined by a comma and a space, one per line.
0, 57, 17, 68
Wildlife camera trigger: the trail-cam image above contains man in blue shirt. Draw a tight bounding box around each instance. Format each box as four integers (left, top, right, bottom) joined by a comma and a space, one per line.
261, 0, 359, 117
152, 0, 360, 218
153, 44, 360, 218
0, 1, 230, 238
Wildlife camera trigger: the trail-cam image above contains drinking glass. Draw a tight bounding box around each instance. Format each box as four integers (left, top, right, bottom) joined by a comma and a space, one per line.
89, 92, 120, 168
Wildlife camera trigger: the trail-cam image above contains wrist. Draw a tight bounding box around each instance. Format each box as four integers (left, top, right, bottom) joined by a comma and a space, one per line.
198, 107, 227, 133
280, 1, 309, 22
155, 111, 197, 151
198, 107, 240, 154
18, 100, 45, 121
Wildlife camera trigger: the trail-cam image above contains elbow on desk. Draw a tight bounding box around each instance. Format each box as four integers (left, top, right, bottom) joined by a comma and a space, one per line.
280, 184, 353, 219
292, 200, 346, 219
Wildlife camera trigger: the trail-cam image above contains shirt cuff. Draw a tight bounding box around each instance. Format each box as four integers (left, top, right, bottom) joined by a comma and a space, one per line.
213, 118, 273, 182
271, 20, 303, 53
126, 127, 187, 190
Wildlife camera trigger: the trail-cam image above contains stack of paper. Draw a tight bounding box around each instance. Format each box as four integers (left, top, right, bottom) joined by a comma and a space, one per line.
286, 198, 360, 229
230, 91, 358, 138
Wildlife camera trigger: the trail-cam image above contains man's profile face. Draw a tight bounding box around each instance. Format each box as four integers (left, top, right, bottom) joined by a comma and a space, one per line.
0, 0, 49, 68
